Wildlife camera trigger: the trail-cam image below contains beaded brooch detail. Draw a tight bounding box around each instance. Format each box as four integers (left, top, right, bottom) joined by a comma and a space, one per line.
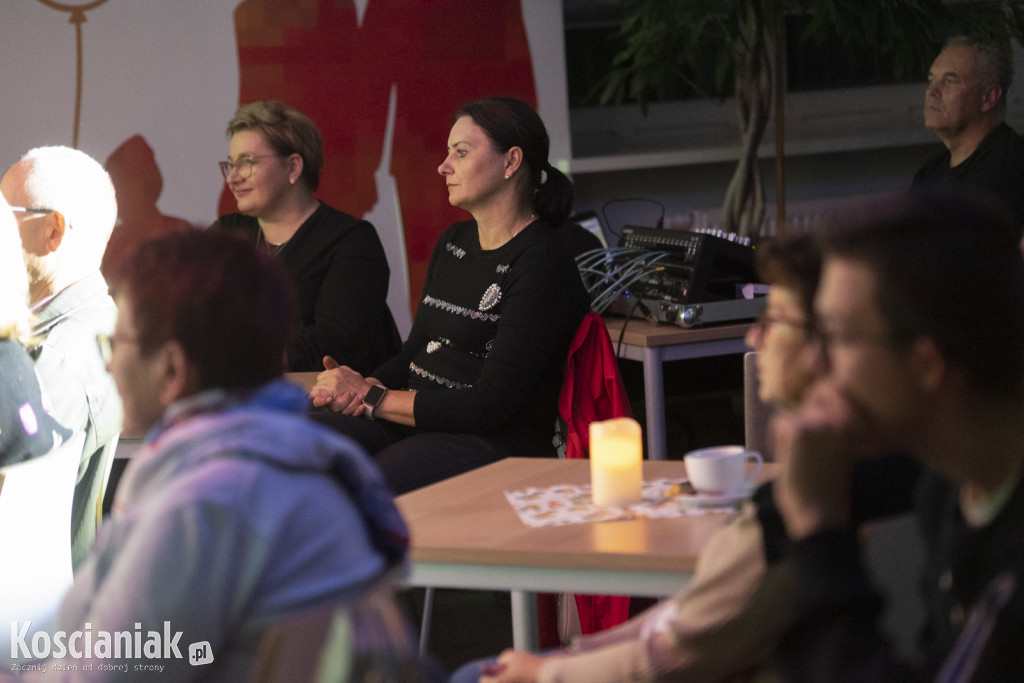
424, 338, 489, 358
479, 283, 502, 311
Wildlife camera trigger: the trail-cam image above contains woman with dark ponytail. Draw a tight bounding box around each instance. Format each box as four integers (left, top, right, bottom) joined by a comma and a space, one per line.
309, 96, 589, 494
454, 96, 576, 228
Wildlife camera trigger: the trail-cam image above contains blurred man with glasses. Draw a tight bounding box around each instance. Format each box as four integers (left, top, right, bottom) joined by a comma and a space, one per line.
773, 187, 1024, 680
1, 146, 122, 570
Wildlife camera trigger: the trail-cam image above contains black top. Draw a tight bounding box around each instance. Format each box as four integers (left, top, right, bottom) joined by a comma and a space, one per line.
913, 122, 1024, 232
556, 222, 604, 259
774, 467, 1024, 682
372, 219, 590, 458
0, 338, 70, 467
215, 203, 400, 373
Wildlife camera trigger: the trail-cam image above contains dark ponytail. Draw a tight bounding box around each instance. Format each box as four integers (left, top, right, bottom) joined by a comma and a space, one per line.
534, 162, 573, 227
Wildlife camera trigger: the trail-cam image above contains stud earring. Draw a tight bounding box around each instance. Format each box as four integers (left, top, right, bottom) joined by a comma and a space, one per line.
290, 177, 296, 185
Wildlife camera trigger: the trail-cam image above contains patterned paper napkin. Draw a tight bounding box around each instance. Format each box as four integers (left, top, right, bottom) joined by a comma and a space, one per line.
504, 477, 742, 528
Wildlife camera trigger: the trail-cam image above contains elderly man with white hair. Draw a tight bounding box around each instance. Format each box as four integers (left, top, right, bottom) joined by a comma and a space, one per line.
1, 146, 123, 569
0, 195, 69, 465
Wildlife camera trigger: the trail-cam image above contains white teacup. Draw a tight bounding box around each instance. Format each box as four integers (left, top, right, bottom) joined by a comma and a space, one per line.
684, 446, 763, 495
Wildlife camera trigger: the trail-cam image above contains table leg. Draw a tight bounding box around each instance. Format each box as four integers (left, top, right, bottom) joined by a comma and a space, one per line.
510, 590, 539, 651
642, 347, 666, 460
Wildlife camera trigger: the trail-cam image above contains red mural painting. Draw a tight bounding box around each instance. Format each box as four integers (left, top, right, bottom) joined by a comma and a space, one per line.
219, 0, 537, 311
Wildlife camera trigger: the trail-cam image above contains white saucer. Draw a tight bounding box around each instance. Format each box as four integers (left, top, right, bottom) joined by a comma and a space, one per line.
677, 489, 752, 508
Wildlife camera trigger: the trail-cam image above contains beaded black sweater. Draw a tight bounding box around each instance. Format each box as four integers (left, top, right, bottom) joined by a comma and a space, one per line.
372, 219, 589, 458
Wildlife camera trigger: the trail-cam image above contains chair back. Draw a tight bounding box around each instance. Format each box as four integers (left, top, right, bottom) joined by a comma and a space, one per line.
551, 311, 634, 641
0, 432, 86, 640
862, 512, 927, 662
743, 351, 775, 461
249, 587, 443, 683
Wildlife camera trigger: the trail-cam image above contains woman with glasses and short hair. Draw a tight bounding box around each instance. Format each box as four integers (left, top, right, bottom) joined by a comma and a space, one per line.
744, 234, 822, 410
214, 100, 400, 373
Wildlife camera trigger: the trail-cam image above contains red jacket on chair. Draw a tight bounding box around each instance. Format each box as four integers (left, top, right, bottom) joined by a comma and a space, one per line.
558, 311, 634, 635
560, 311, 633, 461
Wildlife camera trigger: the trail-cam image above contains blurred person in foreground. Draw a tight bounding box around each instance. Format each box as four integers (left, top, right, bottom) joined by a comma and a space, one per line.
773, 187, 1024, 680
2, 230, 409, 681
0, 146, 122, 569
309, 97, 589, 494
455, 226, 924, 682
214, 100, 401, 373
0, 197, 68, 465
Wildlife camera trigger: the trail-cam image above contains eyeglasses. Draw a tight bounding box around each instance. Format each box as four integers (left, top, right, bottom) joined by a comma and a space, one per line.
812, 327, 895, 353
9, 206, 54, 215
218, 154, 284, 180
96, 333, 141, 365
751, 312, 808, 336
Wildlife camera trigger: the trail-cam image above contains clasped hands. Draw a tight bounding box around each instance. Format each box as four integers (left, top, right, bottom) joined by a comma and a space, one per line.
309, 356, 375, 416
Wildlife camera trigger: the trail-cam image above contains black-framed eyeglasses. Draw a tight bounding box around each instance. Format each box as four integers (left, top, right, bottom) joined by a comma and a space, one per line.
218, 154, 284, 180
811, 326, 897, 354
10, 206, 54, 215
96, 333, 141, 365
751, 312, 808, 336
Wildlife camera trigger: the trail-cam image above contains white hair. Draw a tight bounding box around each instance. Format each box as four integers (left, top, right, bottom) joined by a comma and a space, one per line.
19, 146, 118, 273
0, 196, 32, 342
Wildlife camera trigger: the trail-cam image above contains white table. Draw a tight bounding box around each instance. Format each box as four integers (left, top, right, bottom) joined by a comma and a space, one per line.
396, 457, 776, 651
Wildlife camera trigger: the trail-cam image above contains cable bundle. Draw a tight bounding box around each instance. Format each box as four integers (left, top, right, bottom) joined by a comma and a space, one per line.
575, 247, 671, 314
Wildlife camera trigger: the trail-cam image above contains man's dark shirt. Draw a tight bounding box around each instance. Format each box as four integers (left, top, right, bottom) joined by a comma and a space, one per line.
913, 122, 1024, 232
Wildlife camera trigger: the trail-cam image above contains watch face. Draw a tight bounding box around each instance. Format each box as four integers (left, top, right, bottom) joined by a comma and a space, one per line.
364, 385, 386, 407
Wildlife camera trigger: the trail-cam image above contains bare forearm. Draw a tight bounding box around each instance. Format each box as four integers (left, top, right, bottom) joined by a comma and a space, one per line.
371, 388, 416, 427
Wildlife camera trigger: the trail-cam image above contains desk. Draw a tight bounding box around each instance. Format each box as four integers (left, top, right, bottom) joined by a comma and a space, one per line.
603, 317, 751, 460
396, 457, 777, 651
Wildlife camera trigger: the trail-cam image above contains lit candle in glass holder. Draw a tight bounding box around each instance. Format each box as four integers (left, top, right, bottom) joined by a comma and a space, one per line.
589, 417, 643, 506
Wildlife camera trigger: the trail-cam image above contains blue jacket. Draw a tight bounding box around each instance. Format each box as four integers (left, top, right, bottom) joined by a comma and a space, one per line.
24, 380, 408, 681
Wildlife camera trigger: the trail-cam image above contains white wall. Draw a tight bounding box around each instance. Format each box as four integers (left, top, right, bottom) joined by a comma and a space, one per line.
522, 1, 572, 174
0, 0, 242, 224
